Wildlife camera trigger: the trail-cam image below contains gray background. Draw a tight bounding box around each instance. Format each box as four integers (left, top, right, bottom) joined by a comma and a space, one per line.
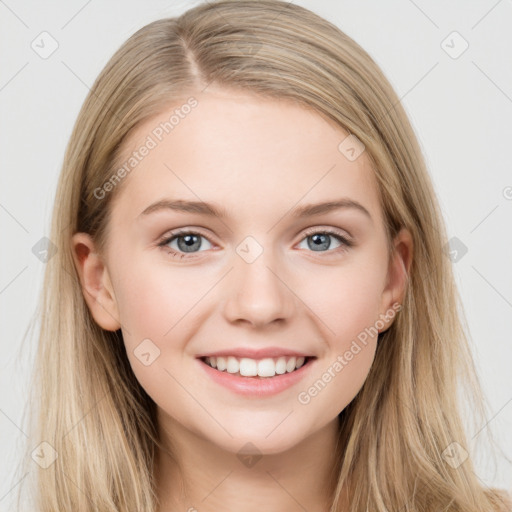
1, 0, 511, 509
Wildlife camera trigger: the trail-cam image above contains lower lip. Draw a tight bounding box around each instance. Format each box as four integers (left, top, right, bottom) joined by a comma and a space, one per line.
197, 357, 315, 397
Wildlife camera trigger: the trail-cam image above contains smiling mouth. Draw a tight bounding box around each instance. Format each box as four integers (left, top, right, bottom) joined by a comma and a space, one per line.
199, 355, 316, 378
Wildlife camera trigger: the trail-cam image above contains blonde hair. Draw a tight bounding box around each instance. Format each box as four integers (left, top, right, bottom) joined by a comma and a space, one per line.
15, 0, 511, 510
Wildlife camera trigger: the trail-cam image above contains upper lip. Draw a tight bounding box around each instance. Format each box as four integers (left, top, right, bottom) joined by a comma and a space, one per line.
196, 347, 315, 360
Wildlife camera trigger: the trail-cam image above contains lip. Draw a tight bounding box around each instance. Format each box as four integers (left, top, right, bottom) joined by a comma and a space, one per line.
195, 347, 314, 359
197, 356, 316, 397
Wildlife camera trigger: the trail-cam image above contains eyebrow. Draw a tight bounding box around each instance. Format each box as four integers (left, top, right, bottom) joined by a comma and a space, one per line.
138, 198, 372, 221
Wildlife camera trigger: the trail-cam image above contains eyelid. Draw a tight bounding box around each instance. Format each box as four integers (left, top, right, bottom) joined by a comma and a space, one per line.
157, 225, 352, 245
157, 225, 354, 260
300, 226, 353, 243
157, 228, 215, 247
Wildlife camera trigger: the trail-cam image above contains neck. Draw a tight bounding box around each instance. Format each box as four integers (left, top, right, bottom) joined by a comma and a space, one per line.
154, 412, 342, 512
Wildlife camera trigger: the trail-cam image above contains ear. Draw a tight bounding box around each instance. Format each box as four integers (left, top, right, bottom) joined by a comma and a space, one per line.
378, 227, 413, 332
71, 232, 121, 331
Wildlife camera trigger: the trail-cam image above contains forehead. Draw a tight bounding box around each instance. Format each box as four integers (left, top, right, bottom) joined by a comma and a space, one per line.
110, 87, 383, 226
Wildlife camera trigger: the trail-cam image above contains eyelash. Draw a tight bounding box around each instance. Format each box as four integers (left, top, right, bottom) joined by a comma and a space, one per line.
157, 227, 353, 260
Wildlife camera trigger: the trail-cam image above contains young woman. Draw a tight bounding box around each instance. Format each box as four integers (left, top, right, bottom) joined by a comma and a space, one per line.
17, 0, 511, 510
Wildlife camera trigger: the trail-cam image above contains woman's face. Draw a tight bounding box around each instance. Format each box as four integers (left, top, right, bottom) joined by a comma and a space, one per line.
73, 86, 410, 456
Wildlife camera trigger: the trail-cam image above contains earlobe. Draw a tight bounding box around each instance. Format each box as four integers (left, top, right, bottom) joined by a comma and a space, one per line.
70, 232, 121, 332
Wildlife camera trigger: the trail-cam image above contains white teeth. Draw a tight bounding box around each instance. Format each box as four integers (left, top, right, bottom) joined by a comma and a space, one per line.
226, 356, 239, 374
275, 357, 287, 375
240, 358, 258, 376
203, 355, 309, 377
257, 358, 276, 377
286, 357, 296, 372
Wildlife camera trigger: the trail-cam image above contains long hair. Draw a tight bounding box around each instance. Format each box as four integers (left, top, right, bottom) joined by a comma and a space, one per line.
15, 1, 511, 510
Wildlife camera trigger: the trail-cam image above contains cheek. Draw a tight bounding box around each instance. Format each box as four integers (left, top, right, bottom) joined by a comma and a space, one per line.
115, 274, 171, 343
113, 255, 201, 345
111, 263, 192, 404
303, 252, 385, 345
295, 255, 384, 414
111, 258, 211, 386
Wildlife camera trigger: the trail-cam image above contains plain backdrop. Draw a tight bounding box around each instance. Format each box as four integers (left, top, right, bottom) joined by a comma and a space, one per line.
1, 0, 511, 509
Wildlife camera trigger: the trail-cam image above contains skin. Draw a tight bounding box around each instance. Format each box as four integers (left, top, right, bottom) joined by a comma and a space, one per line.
72, 86, 412, 512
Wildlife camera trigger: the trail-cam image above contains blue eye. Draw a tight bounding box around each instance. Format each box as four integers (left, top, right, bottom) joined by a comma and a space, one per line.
298, 229, 352, 253
158, 231, 213, 259
158, 228, 352, 259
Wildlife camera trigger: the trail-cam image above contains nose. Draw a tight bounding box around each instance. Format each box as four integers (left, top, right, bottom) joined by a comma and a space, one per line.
223, 248, 295, 328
